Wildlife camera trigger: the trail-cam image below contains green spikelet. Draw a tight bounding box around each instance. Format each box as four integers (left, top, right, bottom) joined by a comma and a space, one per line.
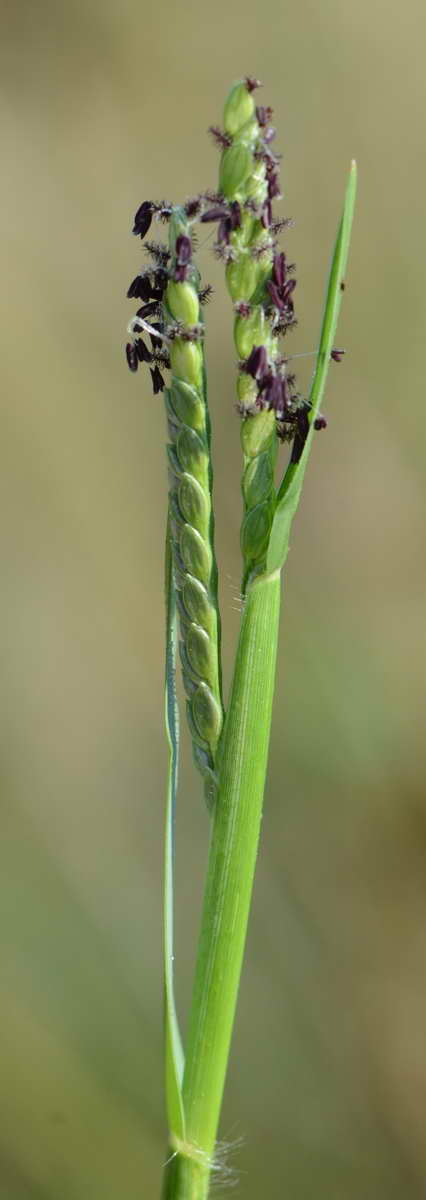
164, 208, 224, 803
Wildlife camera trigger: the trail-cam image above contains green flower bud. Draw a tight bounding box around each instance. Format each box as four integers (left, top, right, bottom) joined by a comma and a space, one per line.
237, 372, 257, 409
243, 451, 274, 508
166, 444, 181, 480
183, 575, 213, 631
176, 427, 209, 486
178, 473, 209, 535
170, 339, 203, 388
170, 379, 205, 433
240, 500, 272, 562
186, 623, 213, 680
234, 307, 267, 358
186, 698, 209, 751
223, 81, 255, 136
241, 409, 276, 458
226, 254, 257, 302
219, 143, 252, 199
192, 682, 223, 745
180, 524, 212, 583
166, 280, 200, 325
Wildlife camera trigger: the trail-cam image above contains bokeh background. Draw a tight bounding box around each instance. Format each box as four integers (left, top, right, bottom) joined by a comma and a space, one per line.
1, 0, 426, 1196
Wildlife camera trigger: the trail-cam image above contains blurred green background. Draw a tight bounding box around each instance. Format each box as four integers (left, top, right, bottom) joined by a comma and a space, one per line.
1, 0, 426, 1196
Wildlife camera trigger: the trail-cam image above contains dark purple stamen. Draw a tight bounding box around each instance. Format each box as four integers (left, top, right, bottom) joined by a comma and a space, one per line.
245, 345, 268, 379
126, 342, 138, 373
261, 199, 272, 228
272, 252, 287, 289
200, 206, 230, 223
267, 172, 281, 200
229, 201, 242, 229
256, 105, 273, 127
136, 301, 160, 318
218, 218, 231, 244
314, 414, 328, 430
245, 76, 261, 92
264, 374, 284, 412
282, 278, 296, 302
267, 281, 285, 311
127, 274, 150, 302
132, 201, 153, 239
150, 365, 165, 394
330, 348, 345, 362
149, 323, 163, 350
136, 338, 153, 364
175, 234, 192, 265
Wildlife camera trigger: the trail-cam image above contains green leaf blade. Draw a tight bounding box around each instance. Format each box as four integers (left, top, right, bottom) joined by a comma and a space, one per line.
266, 160, 357, 575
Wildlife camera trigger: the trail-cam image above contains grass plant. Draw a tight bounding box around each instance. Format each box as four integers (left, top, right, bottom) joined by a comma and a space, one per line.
125, 76, 356, 1200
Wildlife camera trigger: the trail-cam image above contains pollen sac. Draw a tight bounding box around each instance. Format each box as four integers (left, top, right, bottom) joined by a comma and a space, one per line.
126, 342, 138, 372
132, 201, 153, 238
150, 365, 165, 393
223, 81, 256, 136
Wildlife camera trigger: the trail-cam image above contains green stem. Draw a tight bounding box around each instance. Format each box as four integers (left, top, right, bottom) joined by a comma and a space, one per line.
162, 568, 281, 1199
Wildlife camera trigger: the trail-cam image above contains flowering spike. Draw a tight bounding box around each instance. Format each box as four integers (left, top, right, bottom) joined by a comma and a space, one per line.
208, 78, 303, 587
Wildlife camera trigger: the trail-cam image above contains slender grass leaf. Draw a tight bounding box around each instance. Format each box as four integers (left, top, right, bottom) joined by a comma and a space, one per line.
266, 160, 357, 574
164, 524, 186, 1141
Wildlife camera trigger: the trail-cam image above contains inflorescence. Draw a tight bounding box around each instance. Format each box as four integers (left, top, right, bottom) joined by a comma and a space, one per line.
125, 77, 343, 450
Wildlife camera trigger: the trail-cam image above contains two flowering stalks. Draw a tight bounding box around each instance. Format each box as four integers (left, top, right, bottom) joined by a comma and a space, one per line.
124, 77, 356, 1200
